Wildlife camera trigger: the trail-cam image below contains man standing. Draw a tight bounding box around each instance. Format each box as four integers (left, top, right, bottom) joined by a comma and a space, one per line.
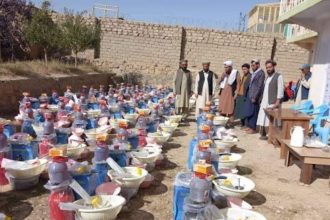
195, 62, 216, 117
173, 60, 193, 121
218, 61, 241, 127
295, 64, 312, 104
244, 59, 265, 134
234, 63, 251, 127
257, 59, 284, 140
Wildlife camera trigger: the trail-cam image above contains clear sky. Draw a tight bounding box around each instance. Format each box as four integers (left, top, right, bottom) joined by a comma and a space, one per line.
31, 0, 278, 30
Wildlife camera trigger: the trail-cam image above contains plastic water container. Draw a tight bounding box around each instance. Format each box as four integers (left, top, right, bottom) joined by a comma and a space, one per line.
48, 187, 75, 220
187, 138, 198, 170
189, 175, 211, 203
173, 172, 193, 220
94, 145, 110, 162
183, 197, 209, 220
48, 157, 71, 185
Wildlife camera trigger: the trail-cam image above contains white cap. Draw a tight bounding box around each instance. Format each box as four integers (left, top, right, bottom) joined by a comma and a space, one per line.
224, 60, 233, 67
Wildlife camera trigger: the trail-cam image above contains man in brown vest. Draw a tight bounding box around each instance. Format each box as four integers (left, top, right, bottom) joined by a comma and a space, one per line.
173, 60, 193, 121
257, 59, 284, 140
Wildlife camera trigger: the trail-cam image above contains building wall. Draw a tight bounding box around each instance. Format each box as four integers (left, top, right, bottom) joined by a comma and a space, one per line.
95, 18, 309, 84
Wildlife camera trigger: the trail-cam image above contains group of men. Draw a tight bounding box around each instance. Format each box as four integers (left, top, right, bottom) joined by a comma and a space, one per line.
173, 59, 312, 139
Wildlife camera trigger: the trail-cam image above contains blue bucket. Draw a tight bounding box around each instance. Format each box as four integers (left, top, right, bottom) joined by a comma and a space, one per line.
72, 173, 97, 199
31, 100, 40, 109
109, 152, 127, 167
56, 132, 69, 144
113, 112, 122, 119
94, 163, 109, 187
88, 103, 99, 110
86, 118, 98, 130
147, 122, 158, 133
128, 136, 139, 150
10, 144, 36, 161
4, 125, 15, 139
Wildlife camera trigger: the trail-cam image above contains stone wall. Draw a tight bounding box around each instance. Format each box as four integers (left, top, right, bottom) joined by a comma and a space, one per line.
183, 28, 274, 77
97, 19, 183, 85
0, 73, 116, 114
95, 19, 309, 84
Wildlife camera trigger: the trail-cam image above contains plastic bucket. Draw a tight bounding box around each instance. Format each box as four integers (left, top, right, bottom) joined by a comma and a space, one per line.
72, 173, 97, 199
4, 125, 15, 139
109, 152, 127, 167
86, 118, 98, 130
56, 132, 69, 144
128, 136, 139, 150
94, 163, 109, 187
10, 143, 35, 161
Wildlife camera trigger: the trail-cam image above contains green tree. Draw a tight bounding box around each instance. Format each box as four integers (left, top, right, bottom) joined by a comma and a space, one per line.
61, 10, 100, 67
24, 1, 60, 66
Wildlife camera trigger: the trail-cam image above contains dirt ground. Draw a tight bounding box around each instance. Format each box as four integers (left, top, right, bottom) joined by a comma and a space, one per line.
0, 112, 330, 220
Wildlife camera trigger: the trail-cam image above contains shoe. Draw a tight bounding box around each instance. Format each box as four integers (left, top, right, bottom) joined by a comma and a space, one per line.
259, 136, 268, 140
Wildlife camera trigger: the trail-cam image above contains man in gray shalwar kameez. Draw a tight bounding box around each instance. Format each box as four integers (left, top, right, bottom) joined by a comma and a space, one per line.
173, 60, 193, 121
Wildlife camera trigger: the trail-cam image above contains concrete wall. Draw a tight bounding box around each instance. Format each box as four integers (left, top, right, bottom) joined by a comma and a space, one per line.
95, 19, 310, 84
0, 73, 116, 114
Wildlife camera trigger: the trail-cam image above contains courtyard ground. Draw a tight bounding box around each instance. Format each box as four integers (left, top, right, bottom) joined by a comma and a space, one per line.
0, 113, 329, 220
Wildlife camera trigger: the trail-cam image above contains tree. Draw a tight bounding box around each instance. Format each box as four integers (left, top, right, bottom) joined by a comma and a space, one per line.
24, 1, 60, 66
61, 10, 100, 67
0, 0, 33, 61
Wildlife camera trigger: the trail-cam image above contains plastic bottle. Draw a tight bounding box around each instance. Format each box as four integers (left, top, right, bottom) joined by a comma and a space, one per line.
48, 187, 75, 220
189, 173, 211, 203
48, 156, 71, 185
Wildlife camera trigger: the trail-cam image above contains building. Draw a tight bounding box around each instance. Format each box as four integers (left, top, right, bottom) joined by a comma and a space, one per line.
278, 0, 330, 106
247, 2, 284, 34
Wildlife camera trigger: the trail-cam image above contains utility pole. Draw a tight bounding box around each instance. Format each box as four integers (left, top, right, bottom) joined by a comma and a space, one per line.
238, 12, 246, 32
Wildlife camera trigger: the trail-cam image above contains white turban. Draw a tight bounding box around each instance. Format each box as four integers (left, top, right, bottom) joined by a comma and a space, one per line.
224, 60, 233, 67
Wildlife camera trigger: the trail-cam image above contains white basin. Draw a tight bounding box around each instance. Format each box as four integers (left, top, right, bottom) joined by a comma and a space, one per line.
218, 153, 242, 169
2, 158, 48, 179
213, 174, 255, 198
147, 132, 171, 144
219, 208, 267, 220
131, 146, 162, 164
108, 167, 148, 188
74, 195, 126, 220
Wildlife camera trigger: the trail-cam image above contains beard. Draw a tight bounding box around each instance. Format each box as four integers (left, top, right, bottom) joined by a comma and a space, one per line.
267, 69, 275, 75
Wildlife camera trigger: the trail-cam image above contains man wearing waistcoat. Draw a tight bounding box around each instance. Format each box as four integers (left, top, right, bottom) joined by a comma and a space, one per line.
257, 59, 284, 140
295, 64, 312, 104
244, 59, 265, 134
173, 60, 193, 121
194, 62, 217, 117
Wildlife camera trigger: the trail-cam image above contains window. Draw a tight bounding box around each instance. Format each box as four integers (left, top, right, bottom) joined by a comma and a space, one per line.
257, 23, 265, 32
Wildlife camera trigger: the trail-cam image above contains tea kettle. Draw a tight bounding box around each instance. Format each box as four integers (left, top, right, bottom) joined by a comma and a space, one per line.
290, 126, 304, 147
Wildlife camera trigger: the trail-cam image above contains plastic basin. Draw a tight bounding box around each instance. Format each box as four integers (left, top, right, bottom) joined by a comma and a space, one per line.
213, 174, 255, 198
4, 158, 48, 179
108, 167, 148, 188
219, 208, 267, 220
74, 195, 126, 220
131, 146, 162, 164
218, 153, 242, 169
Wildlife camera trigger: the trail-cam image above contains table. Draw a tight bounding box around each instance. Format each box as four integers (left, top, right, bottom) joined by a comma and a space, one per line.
265, 108, 312, 148
281, 139, 330, 184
